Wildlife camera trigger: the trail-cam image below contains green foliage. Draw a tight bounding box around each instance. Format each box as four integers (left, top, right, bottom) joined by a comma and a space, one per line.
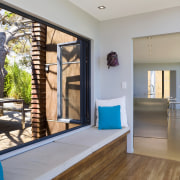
1, 8, 32, 104
4, 58, 12, 96
4, 58, 31, 104
19, 56, 31, 68
12, 40, 31, 54
4, 11, 13, 18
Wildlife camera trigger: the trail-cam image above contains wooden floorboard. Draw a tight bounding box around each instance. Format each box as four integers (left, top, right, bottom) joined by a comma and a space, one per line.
95, 154, 180, 180
54, 153, 180, 180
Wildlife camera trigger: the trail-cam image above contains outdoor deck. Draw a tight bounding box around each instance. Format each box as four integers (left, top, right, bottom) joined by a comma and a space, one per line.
0, 110, 32, 151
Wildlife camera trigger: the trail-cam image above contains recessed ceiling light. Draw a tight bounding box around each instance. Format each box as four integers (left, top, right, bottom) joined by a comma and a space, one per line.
98, 6, 106, 10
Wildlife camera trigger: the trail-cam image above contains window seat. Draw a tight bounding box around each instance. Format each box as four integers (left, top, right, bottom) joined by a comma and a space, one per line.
2, 126, 130, 180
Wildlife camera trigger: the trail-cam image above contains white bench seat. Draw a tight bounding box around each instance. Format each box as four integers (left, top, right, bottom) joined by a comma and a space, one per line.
2, 126, 130, 180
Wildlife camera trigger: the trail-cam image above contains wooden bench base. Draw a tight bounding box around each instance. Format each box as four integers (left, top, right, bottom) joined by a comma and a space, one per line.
53, 131, 129, 180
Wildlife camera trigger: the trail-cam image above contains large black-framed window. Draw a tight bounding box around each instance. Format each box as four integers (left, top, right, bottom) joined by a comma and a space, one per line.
0, 2, 91, 156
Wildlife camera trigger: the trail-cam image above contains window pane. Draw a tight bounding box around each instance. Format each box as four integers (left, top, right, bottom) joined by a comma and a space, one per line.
155, 71, 162, 98
61, 44, 80, 120
164, 71, 170, 98
148, 71, 162, 98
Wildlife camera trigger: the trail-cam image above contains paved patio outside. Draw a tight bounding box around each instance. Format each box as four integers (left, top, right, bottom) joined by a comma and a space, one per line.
0, 110, 32, 151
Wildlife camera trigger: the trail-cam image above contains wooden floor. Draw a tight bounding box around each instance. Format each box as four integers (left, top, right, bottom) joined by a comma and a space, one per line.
94, 153, 180, 180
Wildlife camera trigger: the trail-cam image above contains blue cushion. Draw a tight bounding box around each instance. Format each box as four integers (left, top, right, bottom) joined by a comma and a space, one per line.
98, 105, 122, 130
0, 161, 4, 180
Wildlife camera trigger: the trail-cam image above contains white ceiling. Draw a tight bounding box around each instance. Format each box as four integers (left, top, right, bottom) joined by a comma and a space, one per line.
69, 0, 180, 21
133, 33, 180, 64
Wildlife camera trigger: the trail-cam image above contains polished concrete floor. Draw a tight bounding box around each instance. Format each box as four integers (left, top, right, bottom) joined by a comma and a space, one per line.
134, 111, 168, 138
134, 109, 180, 161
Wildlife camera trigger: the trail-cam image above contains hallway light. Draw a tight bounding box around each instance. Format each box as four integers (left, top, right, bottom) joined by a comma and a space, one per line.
98, 6, 106, 10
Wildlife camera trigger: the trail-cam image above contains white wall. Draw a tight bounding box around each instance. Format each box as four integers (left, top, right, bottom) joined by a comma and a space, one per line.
134, 63, 180, 103
133, 33, 180, 64
0, 0, 101, 125
134, 64, 149, 98
99, 7, 180, 153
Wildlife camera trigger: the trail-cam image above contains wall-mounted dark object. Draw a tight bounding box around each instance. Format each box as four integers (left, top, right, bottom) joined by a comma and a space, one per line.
107, 51, 119, 69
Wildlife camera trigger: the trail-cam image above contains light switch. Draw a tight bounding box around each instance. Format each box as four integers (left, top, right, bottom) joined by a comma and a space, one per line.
122, 82, 127, 89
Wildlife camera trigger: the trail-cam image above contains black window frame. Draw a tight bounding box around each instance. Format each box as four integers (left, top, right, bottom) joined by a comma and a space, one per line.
0, 3, 91, 156
57, 40, 90, 125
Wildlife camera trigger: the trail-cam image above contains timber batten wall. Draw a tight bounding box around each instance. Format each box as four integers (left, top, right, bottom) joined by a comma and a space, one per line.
31, 23, 79, 137
46, 27, 78, 134
31, 22, 47, 138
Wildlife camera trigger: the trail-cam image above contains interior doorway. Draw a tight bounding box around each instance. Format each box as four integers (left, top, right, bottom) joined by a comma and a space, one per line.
133, 33, 180, 161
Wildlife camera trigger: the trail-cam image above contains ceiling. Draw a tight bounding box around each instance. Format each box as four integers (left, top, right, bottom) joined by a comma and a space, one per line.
133, 33, 180, 64
69, 0, 180, 21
